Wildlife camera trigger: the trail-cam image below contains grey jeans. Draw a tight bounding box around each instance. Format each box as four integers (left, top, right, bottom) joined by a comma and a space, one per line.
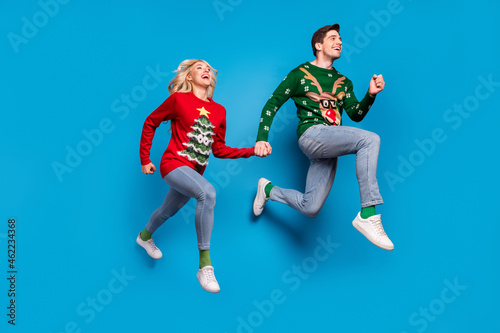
270, 124, 383, 217
146, 166, 216, 250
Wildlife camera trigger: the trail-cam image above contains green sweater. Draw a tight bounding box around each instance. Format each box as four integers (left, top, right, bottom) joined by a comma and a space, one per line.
256, 62, 376, 141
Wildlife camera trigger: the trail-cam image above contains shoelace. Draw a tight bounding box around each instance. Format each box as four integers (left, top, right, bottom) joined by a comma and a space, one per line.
369, 217, 387, 236
203, 268, 216, 283
147, 239, 158, 252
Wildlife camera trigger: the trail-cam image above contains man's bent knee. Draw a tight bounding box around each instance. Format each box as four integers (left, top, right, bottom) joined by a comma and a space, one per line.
302, 204, 321, 218
362, 131, 380, 148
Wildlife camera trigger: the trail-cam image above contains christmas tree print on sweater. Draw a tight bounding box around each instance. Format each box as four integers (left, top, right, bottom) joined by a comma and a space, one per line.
178, 107, 215, 166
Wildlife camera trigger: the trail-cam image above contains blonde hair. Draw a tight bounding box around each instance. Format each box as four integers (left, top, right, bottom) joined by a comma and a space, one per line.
168, 59, 218, 98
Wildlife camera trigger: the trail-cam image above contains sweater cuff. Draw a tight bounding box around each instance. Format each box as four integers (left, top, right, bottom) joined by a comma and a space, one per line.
256, 134, 269, 142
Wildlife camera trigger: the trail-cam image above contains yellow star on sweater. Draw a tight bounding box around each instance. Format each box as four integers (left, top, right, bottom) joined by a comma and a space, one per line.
197, 107, 210, 118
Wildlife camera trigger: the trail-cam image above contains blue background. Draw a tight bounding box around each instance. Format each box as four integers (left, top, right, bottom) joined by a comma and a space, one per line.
1, 0, 499, 332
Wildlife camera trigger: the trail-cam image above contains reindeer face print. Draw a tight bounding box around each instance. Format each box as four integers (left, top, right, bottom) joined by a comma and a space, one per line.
300, 68, 345, 126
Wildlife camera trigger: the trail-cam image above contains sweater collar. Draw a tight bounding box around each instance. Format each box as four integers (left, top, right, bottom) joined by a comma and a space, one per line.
189, 91, 213, 104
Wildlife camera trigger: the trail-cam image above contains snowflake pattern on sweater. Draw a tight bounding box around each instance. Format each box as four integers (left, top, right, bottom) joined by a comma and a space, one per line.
256, 62, 375, 142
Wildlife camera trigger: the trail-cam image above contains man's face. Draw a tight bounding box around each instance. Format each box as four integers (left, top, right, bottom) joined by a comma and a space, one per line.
317, 30, 342, 60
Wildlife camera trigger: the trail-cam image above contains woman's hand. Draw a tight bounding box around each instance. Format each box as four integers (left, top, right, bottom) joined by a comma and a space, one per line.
255, 141, 272, 157
142, 163, 157, 174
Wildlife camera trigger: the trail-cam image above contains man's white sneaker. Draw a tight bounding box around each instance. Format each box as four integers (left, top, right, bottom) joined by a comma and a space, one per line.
197, 266, 220, 293
136, 233, 163, 259
352, 213, 394, 251
253, 178, 271, 216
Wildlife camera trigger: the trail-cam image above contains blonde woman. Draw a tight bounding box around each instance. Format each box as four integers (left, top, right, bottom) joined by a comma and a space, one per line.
137, 59, 258, 293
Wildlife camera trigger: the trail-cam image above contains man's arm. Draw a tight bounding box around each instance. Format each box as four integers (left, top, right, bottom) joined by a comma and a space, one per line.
255, 71, 298, 156
343, 74, 384, 122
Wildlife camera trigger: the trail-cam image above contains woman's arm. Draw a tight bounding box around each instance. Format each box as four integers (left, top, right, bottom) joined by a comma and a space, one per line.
212, 110, 255, 159
139, 94, 177, 169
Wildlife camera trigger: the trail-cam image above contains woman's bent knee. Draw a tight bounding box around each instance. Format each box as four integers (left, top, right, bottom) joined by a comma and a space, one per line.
201, 183, 216, 205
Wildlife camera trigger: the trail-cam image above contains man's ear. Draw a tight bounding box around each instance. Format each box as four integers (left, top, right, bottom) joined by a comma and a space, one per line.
315, 42, 322, 54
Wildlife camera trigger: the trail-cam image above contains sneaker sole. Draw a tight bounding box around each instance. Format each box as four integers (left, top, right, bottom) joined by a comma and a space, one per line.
199, 284, 220, 293
253, 195, 263, 216
196, 274, 220, 293
253, 178, 269, 216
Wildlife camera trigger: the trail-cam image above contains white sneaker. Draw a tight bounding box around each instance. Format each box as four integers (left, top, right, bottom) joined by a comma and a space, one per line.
197, 266, 220, 293
136, 233, 163, 259
253, 178, 271, 216
352, 213, 394, 251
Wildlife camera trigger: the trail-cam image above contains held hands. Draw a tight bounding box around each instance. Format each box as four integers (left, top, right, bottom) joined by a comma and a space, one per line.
142, 163, 156, 174
369, 74, 385, 96
255, 141, 272, 157
142, 141, 271, 172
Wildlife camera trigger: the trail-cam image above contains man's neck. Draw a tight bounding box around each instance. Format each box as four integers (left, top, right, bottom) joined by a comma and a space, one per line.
310, 56, 335, 69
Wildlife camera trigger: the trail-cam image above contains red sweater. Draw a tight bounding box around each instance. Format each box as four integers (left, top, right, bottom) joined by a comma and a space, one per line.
140, 92, 255, 177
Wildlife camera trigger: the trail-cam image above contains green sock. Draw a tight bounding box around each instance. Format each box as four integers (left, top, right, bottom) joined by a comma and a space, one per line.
199, 250, 211, 269
360, 206, 377, 219
264, 183, 274, 198
140, 229, 152, 241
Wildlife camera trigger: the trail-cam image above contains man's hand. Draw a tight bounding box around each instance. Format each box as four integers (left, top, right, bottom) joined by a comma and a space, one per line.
142, 163, 156, 174
369, 74, 385, 96
255, 141, 272, 157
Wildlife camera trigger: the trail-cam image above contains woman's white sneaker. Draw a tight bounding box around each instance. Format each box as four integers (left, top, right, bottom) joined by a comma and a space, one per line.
197, 266, 220, 293
352, 213, 394, 251
136, 233, 163, 259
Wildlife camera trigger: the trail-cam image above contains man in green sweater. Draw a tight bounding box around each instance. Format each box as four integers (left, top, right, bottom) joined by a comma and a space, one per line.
253, 24, 394, 250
